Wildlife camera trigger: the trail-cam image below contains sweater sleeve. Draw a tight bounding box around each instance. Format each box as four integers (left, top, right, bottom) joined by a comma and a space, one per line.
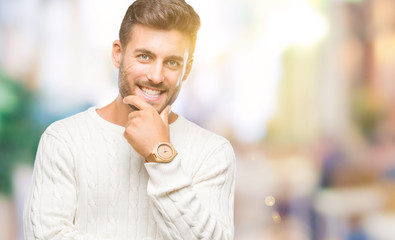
144, 140, 236, 240
23, 129, 104, 240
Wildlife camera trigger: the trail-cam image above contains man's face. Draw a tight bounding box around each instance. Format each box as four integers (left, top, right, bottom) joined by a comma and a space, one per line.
116, 24, 192, 113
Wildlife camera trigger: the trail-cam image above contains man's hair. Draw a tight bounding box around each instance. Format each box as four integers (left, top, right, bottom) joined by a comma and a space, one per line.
119, 0, 201, 53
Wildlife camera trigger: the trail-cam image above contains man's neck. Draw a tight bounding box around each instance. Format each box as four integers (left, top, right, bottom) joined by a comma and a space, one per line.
96, 94, 178, 127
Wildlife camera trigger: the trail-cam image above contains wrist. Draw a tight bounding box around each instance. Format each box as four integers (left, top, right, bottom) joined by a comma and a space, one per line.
145, 142, 177, 163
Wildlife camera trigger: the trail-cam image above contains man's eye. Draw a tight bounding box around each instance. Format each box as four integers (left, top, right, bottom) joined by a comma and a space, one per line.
138, 54, 150, 61
167, 60, 179, 68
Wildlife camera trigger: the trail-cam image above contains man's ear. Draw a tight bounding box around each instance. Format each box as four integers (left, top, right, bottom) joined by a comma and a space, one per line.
182, 58, 194, 81
112, 40, 122, 68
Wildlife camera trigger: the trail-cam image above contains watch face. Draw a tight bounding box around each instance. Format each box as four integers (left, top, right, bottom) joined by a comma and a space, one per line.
157, 143, 174, 160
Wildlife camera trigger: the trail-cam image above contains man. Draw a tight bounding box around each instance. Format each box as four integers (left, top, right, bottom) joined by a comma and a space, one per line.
24, 0, 235, 239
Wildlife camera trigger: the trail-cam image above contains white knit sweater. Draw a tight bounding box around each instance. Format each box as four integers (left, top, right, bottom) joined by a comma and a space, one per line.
23, 107, 235, 240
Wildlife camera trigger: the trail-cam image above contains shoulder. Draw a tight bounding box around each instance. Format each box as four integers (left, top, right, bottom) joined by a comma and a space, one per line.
43, 108, 93, 142
175, 115, 229, 141
172, 115, 234, 154
173, 116, 236, 177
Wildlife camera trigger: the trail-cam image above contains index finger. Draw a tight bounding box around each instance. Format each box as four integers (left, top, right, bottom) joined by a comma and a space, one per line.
123, 95, 152, 111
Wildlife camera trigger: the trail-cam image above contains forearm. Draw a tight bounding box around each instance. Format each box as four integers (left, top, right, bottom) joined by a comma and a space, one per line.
23, 160, 108, 240
145, 144, 235, 240
24, 213, 100, 240
23, 171, 103, 240
149, 187, 233, 239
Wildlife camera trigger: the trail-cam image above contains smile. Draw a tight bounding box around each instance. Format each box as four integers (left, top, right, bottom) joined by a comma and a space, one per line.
139, 86, 163, 101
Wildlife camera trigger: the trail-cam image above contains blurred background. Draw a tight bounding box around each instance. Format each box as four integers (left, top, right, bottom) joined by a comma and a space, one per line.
1, 0, 395, 239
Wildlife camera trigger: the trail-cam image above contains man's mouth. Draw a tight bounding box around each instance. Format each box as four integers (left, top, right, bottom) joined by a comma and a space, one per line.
139, 86, 163, 101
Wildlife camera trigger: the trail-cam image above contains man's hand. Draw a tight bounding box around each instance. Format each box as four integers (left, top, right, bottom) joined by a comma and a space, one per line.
123, 95, 171, 158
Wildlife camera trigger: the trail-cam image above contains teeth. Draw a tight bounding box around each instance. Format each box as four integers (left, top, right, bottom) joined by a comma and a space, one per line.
141, 87, 161, 97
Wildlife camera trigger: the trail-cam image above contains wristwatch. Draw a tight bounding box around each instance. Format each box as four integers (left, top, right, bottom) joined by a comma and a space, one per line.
145, 142, 178, 163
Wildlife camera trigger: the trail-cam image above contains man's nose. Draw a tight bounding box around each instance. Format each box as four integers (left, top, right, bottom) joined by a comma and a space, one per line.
147, 62, 164, 84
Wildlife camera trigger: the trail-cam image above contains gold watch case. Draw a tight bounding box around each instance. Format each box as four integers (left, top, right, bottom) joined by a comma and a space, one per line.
145, 142, 177, 163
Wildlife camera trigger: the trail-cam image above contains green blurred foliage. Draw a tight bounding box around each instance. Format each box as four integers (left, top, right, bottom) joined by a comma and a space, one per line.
0, 72, 43, 196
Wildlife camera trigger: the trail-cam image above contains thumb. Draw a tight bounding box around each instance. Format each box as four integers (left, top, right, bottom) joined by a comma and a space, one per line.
159, 105, 171, 125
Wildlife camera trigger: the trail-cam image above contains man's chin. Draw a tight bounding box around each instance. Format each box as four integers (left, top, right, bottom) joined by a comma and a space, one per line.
142, 100, 164, 113
154, 105, 167, 114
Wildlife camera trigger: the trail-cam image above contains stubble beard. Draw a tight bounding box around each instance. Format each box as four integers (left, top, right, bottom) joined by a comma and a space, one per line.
118, 64, 131, 100
117, 63, 180, 113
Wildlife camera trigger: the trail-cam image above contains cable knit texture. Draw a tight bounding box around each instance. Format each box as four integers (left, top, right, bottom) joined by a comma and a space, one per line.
23, 107, 236, 240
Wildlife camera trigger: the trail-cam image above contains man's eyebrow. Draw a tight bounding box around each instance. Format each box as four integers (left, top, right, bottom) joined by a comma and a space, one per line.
165, 55, 184, 62
134, 48, 156, 57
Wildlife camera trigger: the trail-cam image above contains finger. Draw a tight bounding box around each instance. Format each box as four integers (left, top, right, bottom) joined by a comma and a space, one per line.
122, 96, 139, 110
128, 104, 139, 111
123, 95, 152, 110
127, 111, 140, 120
159, 105, 171, 125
